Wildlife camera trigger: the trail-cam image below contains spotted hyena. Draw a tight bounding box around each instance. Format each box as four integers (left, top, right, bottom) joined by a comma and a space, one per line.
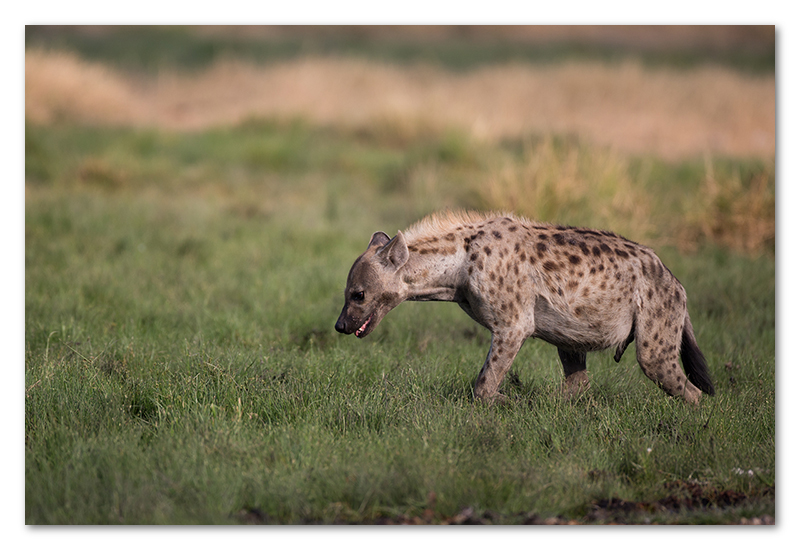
335, 211, 714, 404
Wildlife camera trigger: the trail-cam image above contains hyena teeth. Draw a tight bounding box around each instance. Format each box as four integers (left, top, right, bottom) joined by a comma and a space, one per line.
355, 315, 372, 337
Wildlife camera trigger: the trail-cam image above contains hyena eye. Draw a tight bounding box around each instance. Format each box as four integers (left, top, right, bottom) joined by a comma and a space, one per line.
351, 291, 365, 302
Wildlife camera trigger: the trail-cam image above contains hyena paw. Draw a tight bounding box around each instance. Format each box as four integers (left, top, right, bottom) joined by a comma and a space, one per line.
474, 391, 511, 406
561, 371, 590, 399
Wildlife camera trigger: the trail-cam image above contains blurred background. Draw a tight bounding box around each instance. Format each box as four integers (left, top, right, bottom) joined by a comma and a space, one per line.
25, 25, 775, 253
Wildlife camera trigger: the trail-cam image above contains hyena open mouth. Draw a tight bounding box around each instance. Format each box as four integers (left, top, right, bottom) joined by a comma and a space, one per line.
355, 313, 375, 338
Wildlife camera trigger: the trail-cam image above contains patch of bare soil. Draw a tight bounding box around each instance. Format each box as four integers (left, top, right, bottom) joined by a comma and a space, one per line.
234, 482, 774, 525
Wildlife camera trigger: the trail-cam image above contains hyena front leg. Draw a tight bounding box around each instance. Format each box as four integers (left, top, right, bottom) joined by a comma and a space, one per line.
558, 348, 590, 399
473, 329, 526, 404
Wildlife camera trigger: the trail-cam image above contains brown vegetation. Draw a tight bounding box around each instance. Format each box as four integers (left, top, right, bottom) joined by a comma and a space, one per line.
25, 49, 774, 161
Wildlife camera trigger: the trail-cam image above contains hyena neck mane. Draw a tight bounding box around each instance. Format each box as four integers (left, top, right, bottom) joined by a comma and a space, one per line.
403, 210, 521, 244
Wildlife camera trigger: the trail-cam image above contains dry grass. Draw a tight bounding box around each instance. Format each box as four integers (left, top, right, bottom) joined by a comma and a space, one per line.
25, 50, 774, 161
474, 138, 775, 254
25, 50, 146, 125
679, 156, 775, 254
476, 138, 656, 243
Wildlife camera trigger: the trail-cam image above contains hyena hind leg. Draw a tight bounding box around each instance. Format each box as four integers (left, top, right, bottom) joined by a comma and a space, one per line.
558, 348, 590, 399
634, 317, 702, 404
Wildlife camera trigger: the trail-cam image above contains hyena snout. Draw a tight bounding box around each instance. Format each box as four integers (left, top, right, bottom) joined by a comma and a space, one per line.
334, 308, 351, 334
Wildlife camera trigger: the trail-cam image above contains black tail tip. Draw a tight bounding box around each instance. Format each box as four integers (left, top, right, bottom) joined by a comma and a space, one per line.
681, 328, 715, 396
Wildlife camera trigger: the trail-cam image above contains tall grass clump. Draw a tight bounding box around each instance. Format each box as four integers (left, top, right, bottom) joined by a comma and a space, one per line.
679, 155, 774, 255
477, 137, 655, 243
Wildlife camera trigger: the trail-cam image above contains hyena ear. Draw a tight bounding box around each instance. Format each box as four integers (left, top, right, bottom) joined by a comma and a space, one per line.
376, 231, 409, 271
367, 231, 391, 250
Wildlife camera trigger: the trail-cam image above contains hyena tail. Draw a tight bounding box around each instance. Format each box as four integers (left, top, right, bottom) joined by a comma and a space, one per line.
680, 314, 715, 396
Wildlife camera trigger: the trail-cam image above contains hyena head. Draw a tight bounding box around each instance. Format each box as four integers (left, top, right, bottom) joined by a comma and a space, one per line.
335, 230, 409, 338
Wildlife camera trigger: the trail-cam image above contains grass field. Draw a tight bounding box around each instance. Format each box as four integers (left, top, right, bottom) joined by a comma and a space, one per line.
24, 26, 775, 525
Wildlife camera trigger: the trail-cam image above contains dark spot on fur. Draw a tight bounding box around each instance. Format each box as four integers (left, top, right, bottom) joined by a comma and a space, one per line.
592, 246, 601, 256
477, 259, 484, 271
648, 289, 654, 299
445, 233, 455, 241
543, 260, 558, 272
509, 225, 518, 232
568, 254, 581, 265
528, 256, 535, 265
499, 276, 505, 285
538, 234, 548, 240
567, 280, 578, 290
468, 266, 474, 275
514, 264, 519, 275
574, 306, 583, 316
484, 246, 492, 256
514, 242, 520, 253
579, 242, 590, 255
470, 252, 478, 261
536, 242, 547, 253
490, 272, 496, 281
553, 233, 566, 245
600, 243, 612, 254
493, 230, 503, 239
478, 230, 485, 236
557, 287, 563, 296
614, 248, 629, 259
582, 288, 589, 297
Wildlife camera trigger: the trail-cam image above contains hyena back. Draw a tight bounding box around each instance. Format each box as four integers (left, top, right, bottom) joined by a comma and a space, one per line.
335, 211, 714, 404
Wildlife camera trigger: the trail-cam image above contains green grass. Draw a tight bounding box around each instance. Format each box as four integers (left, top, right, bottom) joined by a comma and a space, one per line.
25, 25, 775, 74
25, 119, 774, 524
